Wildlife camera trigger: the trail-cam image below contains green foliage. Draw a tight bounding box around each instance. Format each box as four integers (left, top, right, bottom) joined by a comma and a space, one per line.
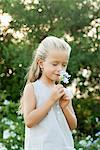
74, 131, 100, 149
0, 0, 100, 149
0, 91, 24, 149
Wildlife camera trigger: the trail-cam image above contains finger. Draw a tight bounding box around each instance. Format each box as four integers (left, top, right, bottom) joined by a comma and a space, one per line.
65, 95, 70, 100
56, 84, 64, 89
58, 89, 64, 94
57, 84, 63, 87
59, 91, 65, 97
56, 88, 63, 92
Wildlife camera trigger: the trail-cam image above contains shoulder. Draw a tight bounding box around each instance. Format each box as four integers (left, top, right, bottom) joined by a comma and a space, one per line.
23, 82, 36, 106
24, 82, 33, 91
23, 82, 35, 97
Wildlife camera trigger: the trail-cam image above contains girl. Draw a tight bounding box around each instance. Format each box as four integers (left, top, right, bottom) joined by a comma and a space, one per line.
21, 36, 77, 150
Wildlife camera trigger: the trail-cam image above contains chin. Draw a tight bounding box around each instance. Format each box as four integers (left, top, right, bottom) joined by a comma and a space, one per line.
50, 76, 59, 83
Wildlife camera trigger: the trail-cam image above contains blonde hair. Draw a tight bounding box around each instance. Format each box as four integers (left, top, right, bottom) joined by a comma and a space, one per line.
19, 36, 71, 114
27, 36, 71, 83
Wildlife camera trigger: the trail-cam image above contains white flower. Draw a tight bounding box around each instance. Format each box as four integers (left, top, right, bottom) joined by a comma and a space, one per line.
60, 70, 71, 84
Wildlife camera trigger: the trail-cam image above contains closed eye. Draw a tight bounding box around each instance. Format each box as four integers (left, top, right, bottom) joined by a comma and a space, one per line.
62, 64, 66, 67
52, 63, 58, 66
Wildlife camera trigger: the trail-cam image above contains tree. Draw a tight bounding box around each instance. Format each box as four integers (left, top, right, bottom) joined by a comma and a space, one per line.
0, 0, 100, 149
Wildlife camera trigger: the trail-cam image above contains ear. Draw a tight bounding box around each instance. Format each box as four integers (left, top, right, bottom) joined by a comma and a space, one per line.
37, 59, 44, 69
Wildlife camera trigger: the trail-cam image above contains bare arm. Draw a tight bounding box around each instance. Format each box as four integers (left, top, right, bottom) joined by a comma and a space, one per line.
61, 99, 77, 130
23, 83, 65, 128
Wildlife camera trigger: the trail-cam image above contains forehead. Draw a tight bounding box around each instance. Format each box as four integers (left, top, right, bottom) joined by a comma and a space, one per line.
46, 49, 68, 63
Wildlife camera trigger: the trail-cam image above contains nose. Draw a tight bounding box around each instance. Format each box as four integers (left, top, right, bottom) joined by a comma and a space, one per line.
57, 64, 63, 72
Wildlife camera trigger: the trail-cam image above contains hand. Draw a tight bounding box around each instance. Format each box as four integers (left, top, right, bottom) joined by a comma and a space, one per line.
59, 92, 70, 109
49, 84, 65, 104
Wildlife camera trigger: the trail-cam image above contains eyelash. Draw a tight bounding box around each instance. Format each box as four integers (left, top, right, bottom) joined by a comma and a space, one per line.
52, 63, 57, 66
63, 64, 66, 67
52, 63, 66, 67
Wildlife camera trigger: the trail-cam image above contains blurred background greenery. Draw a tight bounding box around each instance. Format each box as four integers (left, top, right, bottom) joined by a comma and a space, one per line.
0, 0, 100, 149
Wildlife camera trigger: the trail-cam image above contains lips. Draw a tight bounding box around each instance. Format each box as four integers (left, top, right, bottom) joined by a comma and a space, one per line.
55, 74, 60, 77
54, 74, 61, 80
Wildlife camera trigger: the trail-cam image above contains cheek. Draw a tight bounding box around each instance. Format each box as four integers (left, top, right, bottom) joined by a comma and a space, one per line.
43, 63, 52, 70
43, 62, 57, 74
43, 64, 51, 72
44, 65, 54, 75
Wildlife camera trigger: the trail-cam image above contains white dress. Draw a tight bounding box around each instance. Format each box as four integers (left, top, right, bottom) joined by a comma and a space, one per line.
24, 80, 75, 150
